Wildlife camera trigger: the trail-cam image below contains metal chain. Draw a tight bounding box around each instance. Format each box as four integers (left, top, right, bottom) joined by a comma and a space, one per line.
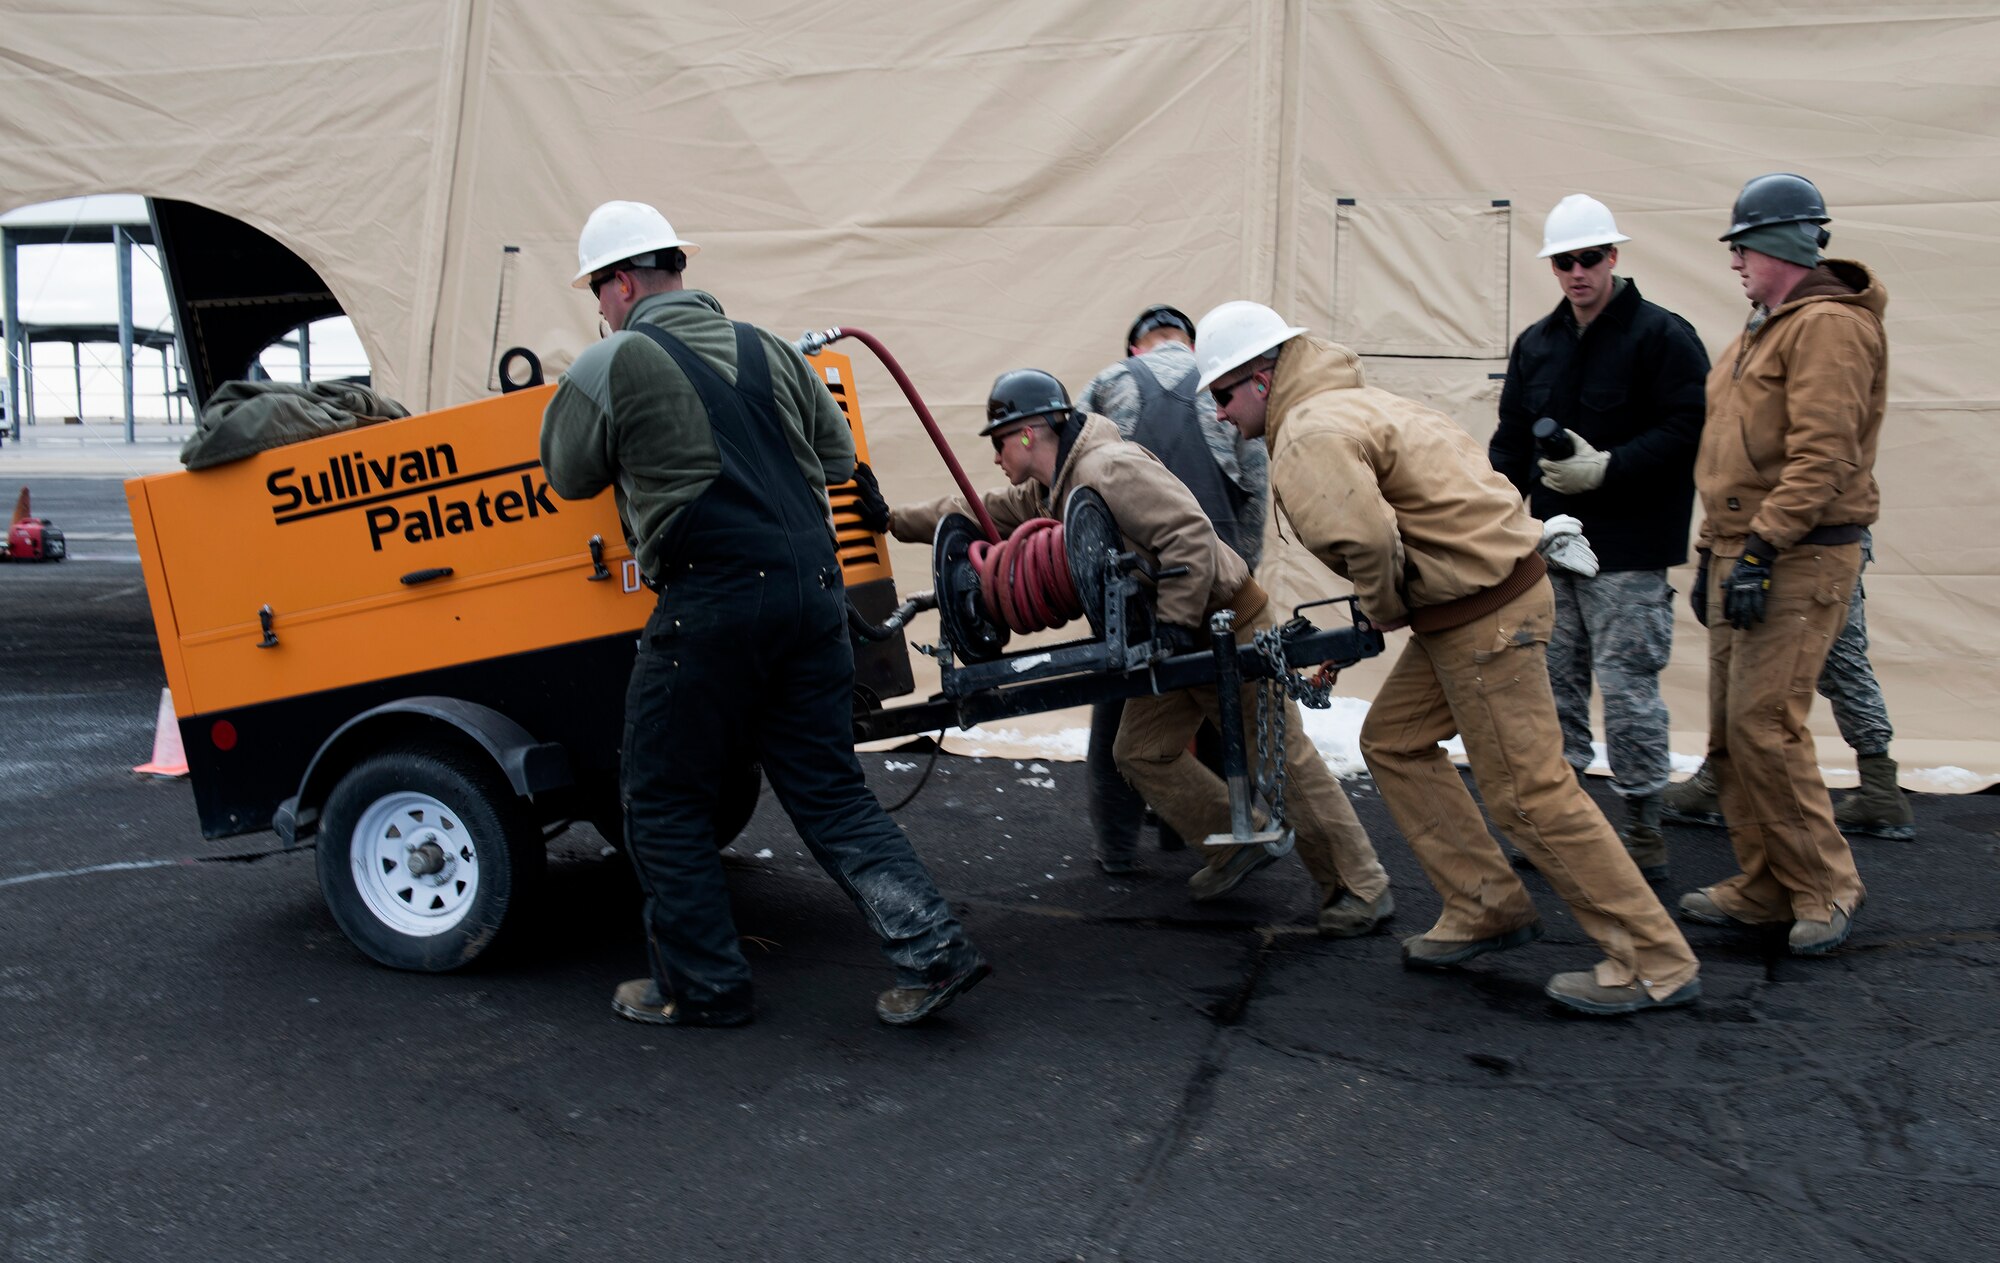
1256, 626, 1335, 709
1254, 660, 1286, 833
1249, 627, 1337, 831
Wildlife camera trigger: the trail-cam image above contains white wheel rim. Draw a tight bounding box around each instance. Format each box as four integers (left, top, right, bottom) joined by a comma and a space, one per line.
348, 791, 482, 937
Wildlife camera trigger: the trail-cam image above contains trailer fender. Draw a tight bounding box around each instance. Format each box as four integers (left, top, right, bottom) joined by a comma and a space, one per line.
274, 697, 572, 845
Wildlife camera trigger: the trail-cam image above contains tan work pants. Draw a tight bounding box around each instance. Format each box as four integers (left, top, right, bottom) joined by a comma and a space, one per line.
1703, 544, 1866, 924
1114, 606, 1389, 907
1359, 579, 1698, 994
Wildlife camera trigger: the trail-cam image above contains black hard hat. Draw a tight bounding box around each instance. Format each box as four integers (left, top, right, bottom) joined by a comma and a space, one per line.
1721, 172, 1831, 241
1126, 304, 1196, 353
982, 368, 1075, 436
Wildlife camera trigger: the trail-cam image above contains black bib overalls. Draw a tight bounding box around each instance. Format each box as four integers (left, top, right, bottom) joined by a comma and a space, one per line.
620, 321, 968, 1017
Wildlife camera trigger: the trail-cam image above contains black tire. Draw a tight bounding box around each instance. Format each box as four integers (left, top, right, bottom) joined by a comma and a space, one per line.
316, 744, 544, 972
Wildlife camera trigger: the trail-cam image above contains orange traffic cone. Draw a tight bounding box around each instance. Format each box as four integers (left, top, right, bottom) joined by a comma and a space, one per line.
9, 487, 28, 528
134, 687, 190, 777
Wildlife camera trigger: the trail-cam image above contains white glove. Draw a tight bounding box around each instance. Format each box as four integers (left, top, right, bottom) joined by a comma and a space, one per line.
1538, 513, 1599, 577
1537, 429, 1610, 494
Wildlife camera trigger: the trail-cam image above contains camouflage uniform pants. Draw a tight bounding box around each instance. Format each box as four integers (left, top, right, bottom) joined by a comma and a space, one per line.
1547, 568, 1673, 798
1816, 533, 1892, 757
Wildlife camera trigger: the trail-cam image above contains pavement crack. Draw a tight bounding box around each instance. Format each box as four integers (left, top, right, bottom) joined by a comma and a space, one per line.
1071, 930, 1274, 1261
1547, 1093, 1927, 1263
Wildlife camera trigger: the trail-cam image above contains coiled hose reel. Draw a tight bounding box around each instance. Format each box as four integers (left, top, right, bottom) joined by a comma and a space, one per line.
931, 487, 1152, 663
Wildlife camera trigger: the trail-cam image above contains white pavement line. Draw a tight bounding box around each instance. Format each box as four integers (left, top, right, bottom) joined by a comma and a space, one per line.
90, 581, 147, 602
0, 858, 181, 889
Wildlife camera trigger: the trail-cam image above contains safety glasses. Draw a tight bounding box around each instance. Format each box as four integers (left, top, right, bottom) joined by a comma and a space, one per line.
1549, 249, 1608, 272
1210, 372, 1258, 409
588, 269, 621, 297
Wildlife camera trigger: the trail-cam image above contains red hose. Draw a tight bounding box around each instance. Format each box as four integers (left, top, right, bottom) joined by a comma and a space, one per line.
816, 327, 1001, 544
808, 326, 1082, 635
969, 517, 1082, 634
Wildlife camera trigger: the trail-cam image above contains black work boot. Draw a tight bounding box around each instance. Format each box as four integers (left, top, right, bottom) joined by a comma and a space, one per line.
1836, 753, 1916, 840
1661, 761, 1724, 827
876, 948, 992, 1026
1622, 794, 1669, 883
611, 979, 753, 1028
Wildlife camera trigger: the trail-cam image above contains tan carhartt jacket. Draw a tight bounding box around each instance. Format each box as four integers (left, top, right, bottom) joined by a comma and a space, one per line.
1264, 336, 1542, 628
1697, 260, 1887, 556
889, 413, 1253, 629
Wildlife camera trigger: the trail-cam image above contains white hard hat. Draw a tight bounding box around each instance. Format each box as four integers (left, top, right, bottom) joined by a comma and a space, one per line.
1192, 301, 1309, 391
1538, 194, 1630, 259
572, 200, 701, 288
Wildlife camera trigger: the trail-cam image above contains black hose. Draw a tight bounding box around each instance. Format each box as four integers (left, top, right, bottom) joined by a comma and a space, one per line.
880, 735, 945, 813
846, 592, 935, 643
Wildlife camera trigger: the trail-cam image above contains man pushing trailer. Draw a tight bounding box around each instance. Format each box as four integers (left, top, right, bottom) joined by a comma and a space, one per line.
540, 200, 988, 1030
1193, 301, 1701, 1017
871, 368, 1395, 938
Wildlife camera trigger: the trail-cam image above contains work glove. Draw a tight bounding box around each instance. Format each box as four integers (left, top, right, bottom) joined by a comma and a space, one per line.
1722, 537, 1777, 630
1537, 514, 1599, 578
1156, 623, 1202, 656
1536, 429, 1610, 495
849, 461, 891, 535
1690, 549, 1710, 627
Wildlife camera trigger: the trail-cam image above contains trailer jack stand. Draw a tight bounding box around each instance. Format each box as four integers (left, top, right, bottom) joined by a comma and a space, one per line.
1201, 609, 1294, 857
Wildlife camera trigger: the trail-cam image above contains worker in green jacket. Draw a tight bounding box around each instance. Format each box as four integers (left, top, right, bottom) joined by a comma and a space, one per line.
541, 200, 988, 1030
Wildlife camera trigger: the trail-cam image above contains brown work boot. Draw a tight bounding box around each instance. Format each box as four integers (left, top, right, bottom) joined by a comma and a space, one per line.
1621, 793, 1669, 882
876, 950, 992, 1026
1188, 842, 1281, 903
1544, 971, 1701, 1016
1789, 905, 1857, 957
1400, 920, 1542, 971
1661, 762, 1724, 826
1835, 753, 1916, 840
1676, 887, 1760, 929
1318, 888, 1395, 938
611, 978, 753, 1028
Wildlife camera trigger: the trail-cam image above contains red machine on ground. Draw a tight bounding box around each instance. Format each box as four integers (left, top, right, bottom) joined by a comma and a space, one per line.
2, 487, 66, 562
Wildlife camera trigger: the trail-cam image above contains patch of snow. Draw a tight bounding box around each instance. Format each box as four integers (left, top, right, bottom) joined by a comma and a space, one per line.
947, 724, 1091, 760
1908, 764, 1987, 793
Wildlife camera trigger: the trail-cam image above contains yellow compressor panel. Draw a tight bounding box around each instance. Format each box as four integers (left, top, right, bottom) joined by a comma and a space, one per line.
128, 350, 892, 721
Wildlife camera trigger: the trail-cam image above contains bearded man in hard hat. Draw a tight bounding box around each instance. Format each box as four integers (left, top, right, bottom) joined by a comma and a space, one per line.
540, 200, 989, 1029
880, 370, 1394, 936
1489, 195, 1710, 884
1675, 174, 1885, 956
1193, 300, 1700, 1016
1072, 304, 1271, 873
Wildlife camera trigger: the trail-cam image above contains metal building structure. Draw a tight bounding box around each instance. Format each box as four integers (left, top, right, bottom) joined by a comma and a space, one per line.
2, 194, 345, 444
1, 195, 158, 443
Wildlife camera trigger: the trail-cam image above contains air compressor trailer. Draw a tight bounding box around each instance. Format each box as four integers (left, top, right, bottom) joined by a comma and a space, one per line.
128, 339, 1385, 974
126, 348, 910, 971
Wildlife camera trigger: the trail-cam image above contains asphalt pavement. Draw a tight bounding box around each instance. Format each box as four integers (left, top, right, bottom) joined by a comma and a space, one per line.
2, 478, 1997, 1262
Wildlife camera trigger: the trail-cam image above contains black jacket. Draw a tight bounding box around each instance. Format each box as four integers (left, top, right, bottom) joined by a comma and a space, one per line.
1490, 278, 1709, 571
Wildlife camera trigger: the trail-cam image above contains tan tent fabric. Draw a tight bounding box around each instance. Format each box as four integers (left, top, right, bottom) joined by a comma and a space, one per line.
5, 1, 1997, 777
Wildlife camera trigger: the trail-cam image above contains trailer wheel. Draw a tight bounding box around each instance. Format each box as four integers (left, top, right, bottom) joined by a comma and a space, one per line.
316, 745, 543, 972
